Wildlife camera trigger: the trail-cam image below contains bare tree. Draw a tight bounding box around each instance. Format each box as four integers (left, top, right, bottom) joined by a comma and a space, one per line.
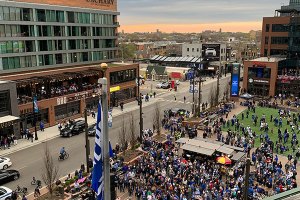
209, 86, 216, 108
129, 112, 137, 149
118, 117, 127, 155
41, 145, 59, 196
153, 103, 161, 135
224, 83, 230, 102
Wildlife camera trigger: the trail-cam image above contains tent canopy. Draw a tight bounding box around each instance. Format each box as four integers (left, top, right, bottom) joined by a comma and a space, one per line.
240, 93, 254, 99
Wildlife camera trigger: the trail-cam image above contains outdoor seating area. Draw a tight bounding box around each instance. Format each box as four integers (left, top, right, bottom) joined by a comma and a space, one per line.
16, 69, 102, 105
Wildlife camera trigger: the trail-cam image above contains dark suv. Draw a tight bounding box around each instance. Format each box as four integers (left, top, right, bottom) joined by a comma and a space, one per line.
60, 120, 85, 137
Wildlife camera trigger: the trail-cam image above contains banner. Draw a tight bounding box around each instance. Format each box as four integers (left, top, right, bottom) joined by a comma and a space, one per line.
33, 96, 39, 113
230, 63, 240, 97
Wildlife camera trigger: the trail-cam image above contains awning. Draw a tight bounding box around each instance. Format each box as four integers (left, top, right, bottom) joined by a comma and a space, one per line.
217, 146, 235, 155
231, 152, 246, 161
0, 115, 19, 128
182, 144, 215, 156
176, 138, 190, 144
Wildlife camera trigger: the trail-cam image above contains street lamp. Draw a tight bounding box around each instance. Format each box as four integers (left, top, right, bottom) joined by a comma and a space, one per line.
248, 78, 253, 94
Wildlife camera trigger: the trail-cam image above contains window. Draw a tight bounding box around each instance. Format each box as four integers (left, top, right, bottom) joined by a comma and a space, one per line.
67, 12, 75, 23
6, 41, 13, 53
69, 40, 76, 49
187, 48, 189, 52
44, 54, 53, 65
54, 40, 65, 50
37, 9, 46, 22
192, 48, 194, 52
94, 39, 99, 48
0, 25, 4, 37
46, 10, 56, 22
5, 25, 11, 37
266, 24, 270, 32
0, 6, 3, 20
25, 41, 35, 52
265, 36, 269, 44
54, 26, 64, 36
0, 91, 11, 116
271, 37, 288, 44
21, 8, 32, 21
56, 11, 64, 22
39, 40, 48, 51
272, 24, 289, 32
81, 26, 88, 36
3, 7, 9, 21
38, 25, 52, 37
55, 54, 63, 64
20, 25, 34, 37
9, 7, 16, 21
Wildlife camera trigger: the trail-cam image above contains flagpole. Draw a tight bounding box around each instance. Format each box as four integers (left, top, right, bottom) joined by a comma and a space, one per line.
100, 77, 110, 200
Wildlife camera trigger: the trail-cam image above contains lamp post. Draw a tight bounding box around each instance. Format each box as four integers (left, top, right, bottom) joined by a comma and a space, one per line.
136, 75, 143, 142
99, 63, 110, 200
33, 95, 38, 140
248, 78, 253, 94
192, 65, 196, 116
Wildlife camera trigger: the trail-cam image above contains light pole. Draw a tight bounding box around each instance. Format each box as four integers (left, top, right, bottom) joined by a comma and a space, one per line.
248, 78, 253, 94
99, 63, 110, 200
136, 74, 143, 142
32, 94, 38, 140
192, 65, 196, 116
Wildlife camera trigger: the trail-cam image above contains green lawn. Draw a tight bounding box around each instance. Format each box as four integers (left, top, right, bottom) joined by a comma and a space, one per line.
223, 107, 299, 156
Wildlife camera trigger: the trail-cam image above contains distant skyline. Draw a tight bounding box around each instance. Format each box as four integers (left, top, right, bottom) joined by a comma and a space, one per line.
118, 0, 290, 33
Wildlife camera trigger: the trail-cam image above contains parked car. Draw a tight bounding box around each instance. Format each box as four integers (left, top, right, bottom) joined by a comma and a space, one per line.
161, 82, 171, 89
88, 123, 96, 136
176, 80, 180, 85
0, 158, 12, 170
60, 120, 85, 137
0, 186, 12, 200
0, 170, 20, 185
156, 83, 163, 88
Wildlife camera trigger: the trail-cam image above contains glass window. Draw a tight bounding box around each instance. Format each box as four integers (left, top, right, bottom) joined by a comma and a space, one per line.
20, 25, 34, 37
0, 25, 5, 37
11, 25, 18, 37
54, 26, 64, 36
9, 7, 16, 21
6, 41, 13, 53
19, 41, 25, 52
55, 54, 63, 64
2, 58, 9, 70
67, 11, 75, 23
19, 56, 26, 68
266, 24, 270, 32
44, 54, 53, 65
46, 10, 56, 22
0, 91, 11, 115
14, 57, 20, 68
39, 40, 48, 51
25, 56, 32, 67
54, 40, 65, 50
15, 7, 21, 21
56, 11, 64, 22
0, 6, 3, 20
39, 55, 44, 66
31, 55, 37, 67
25, 40, 35, 52
5, 25, 11, 37
0, 42, 6, 53
69, 40, 76, 49
8, 57, 15, 69
3, 7, 9, 21
21, 8, 32, 21
13, 41, 19, 53
37, 9, 46, 22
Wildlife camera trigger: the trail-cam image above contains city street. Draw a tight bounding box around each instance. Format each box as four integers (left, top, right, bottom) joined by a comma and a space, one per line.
2, 76, 230, 193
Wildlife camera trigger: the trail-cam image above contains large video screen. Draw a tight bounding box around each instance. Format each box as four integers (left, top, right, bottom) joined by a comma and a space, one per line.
202, 44, 221, 61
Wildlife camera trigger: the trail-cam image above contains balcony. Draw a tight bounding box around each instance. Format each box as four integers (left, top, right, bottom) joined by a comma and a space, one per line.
16, 69, 103, 105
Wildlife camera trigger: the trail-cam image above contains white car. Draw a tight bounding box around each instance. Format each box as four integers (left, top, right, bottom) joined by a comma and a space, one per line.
0, 186, 12, 200
0, 158, 12, 170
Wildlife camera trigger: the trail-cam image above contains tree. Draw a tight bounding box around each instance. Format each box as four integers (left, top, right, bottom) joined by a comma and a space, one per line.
153, 103, 161, 135
224, 83, 231, 102
129, 112, 137, 150
119, 43, 136, 60
41, 145, 59, 197
118, 117, 127, 155
209, 85, 217, 108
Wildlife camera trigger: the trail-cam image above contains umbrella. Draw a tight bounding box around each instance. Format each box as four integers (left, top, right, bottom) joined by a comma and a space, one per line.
216, 156, 232, 165
240, 93, 254, 100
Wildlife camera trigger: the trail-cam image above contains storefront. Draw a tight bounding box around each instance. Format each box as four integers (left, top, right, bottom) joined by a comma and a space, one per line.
243, 57, 285, 97
276, 76, 300, 97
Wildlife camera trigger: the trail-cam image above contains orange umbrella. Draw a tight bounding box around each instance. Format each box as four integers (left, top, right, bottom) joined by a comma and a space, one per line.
216, 156, 232, 165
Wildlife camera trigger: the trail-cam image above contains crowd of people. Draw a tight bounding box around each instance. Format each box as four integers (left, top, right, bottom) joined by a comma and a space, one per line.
111, 98, 300, 199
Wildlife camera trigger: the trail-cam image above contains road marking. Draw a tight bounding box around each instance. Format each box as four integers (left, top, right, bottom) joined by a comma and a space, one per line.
17, 166, 27, 170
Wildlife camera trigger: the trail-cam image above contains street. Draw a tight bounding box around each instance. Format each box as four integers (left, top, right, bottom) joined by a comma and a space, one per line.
2, 76, 230, 193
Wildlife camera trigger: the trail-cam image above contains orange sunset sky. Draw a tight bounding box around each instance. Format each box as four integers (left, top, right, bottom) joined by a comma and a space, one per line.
120, 21, 262, 33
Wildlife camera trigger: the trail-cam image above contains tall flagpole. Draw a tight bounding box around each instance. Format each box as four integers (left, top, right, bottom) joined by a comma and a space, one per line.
100, 77, 110, 200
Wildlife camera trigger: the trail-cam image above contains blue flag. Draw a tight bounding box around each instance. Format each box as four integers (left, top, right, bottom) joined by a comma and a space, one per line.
109, 141, 114, 158
91, 101, 104, 200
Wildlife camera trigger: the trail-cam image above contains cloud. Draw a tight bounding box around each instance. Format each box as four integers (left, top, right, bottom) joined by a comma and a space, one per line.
118, 0, 290, 30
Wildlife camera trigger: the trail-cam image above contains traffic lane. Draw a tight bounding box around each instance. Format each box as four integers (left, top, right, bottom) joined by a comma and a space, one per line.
3, 133, 88, 193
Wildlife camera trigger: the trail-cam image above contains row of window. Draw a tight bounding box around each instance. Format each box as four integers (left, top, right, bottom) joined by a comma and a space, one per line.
110, 69, 137, 85
0, 24, 117, 37
0, 6, 116, 25
265, 24, 291, 32
0, 50, 116, 70
271, 37, 289, 45
0, 39, 115, 54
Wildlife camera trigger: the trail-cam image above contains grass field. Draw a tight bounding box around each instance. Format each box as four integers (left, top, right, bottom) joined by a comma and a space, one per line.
223, 107, 299, 156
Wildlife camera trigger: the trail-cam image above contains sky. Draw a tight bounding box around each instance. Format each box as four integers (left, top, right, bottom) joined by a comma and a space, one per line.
118, 0, 290, 33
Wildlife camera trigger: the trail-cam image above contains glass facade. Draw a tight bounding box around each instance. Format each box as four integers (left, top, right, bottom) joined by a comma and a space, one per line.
0, 4, 118, 71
